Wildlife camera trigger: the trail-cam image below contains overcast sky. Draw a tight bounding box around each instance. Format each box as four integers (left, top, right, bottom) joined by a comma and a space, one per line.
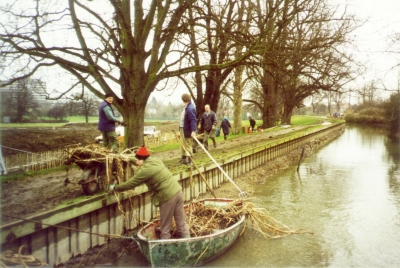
2, 0, 399, 104
333, 0, 400, 92
156, 0, 400, 105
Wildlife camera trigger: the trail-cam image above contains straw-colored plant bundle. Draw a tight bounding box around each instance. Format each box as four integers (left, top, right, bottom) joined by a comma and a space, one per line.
176, 199, 312, 239
62, 145, 139, 185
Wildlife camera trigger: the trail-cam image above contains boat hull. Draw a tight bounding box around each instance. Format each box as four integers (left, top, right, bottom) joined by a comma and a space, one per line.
135, 198, 245, 267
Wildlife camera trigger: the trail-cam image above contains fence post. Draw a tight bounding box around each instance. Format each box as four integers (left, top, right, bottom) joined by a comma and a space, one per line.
0, 147, 7, 175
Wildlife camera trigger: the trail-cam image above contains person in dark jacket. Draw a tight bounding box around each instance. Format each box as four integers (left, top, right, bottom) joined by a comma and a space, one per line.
248, 116, 256, 132
220, 116, 231, 140
98, 93, 124, 152
178, 93, 197, 166
107, 146, 190, 239
199, 104, 217, 150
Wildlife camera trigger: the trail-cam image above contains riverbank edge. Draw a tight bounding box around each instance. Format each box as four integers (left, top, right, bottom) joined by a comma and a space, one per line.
2, 124, 344, 263
55, 124, 346, 267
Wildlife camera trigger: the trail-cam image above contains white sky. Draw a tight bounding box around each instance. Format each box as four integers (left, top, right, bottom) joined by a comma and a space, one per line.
158, 0, 400, 105
2, 0, 399, 104
333, 0, 400, 93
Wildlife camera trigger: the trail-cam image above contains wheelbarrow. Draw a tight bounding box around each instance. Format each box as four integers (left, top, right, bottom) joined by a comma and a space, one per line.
65, 146, 138, 195
75, 161, 107, 195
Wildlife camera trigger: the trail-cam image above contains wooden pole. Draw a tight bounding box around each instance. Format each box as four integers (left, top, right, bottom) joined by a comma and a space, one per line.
297, 147, 305, 172
173, 132, 217, 198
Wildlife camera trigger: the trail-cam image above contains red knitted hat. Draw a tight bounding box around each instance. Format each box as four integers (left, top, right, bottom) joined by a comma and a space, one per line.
136, 146, 150, 157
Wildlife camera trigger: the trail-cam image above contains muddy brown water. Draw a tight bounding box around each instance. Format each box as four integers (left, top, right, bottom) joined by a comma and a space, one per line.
206, 124, 400, 267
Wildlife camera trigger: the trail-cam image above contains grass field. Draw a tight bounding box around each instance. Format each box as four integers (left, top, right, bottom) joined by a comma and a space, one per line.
148, 115, 342, 153
0, 115, 336, 129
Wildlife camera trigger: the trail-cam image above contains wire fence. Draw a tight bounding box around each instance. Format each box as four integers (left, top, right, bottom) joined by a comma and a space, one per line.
2, 132, 178, 173
3, 149, 67, 173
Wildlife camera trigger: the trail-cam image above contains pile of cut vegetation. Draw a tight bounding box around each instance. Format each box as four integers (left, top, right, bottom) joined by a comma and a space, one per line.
174, 199, 313, 239
63, 145, 139, 186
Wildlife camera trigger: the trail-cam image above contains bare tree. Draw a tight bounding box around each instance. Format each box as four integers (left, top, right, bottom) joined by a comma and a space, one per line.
47, 102, 67, 120
1, 0, 253, 147
230, 0, 252, 134
216, 95, 233, 121
1, 78, 42, 122
244, 0, 300, 128
179, 0, 260, 118
308, 91, 326, 115
65, 101, 82, 117
356, 81, 380, 104
331, 91, 346, 114
277, 0, 357, 124
72, 90, 99, 123
245, 0, 357, 126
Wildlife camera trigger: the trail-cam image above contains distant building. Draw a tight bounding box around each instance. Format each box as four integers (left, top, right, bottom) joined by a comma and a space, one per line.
1, 79, 50, 105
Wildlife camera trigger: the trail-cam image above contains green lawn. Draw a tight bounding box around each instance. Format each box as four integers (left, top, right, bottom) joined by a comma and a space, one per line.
149, 115, 343, 153
0, 116, 99, 128
0, 115, 341, 129
66, 116, 99, 123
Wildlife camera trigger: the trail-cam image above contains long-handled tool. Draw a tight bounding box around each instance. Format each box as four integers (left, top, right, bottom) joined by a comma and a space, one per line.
173, 131, 217, 198
192, 136, 249, 199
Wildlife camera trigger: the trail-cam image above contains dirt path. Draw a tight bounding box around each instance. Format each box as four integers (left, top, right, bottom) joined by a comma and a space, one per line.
1, 122, 316, 225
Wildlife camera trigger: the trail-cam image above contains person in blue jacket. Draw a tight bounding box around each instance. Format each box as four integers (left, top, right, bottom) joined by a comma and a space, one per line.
220, 116, 232, 140
178, 93, 197, 166
98, 93, 123, 152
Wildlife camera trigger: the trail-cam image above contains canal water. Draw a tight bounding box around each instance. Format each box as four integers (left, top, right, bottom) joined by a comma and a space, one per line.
206, 124, 400, 267
113, 124, 399, 267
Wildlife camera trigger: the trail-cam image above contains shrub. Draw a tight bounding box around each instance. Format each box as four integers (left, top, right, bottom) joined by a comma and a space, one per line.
344, 107, 386, 124
383, 93, 400, 141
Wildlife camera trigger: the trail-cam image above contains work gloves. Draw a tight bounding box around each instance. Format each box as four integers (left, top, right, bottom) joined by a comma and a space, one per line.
212, 125, 216, 130
106, 184, 115, 193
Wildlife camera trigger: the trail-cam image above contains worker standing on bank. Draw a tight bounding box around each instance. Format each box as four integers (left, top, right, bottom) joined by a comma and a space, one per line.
178, 93, 197, 166
98, 93, 124, 153
248, 116, 256, 132
199, 104, 217, 150
107, 146, 191, 239
220, 116, 232, 140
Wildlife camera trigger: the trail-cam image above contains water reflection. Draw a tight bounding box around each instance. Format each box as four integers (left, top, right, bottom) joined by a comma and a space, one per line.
207, 124, 400, 267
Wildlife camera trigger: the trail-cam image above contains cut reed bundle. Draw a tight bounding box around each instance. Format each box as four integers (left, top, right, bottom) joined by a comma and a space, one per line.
176, 199, 312, 239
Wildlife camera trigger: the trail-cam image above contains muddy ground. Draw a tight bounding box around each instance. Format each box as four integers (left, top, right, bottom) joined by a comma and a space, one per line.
0, 120, 343, 267
1, 121, 312, 225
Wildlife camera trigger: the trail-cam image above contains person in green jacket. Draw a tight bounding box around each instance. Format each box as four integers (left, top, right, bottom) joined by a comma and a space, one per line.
107, 146, 190, 239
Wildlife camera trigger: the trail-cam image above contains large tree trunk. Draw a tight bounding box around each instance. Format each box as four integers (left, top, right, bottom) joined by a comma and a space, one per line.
260, 70, 278, 128
232, 66, 244, 134
281, 103, 295, 125
204, 72, 222, 114
123, 105, 145, 148
119, 74, 155, 148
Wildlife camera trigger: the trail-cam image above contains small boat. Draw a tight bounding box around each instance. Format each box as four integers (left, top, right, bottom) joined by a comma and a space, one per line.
134, 198, 245, 267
